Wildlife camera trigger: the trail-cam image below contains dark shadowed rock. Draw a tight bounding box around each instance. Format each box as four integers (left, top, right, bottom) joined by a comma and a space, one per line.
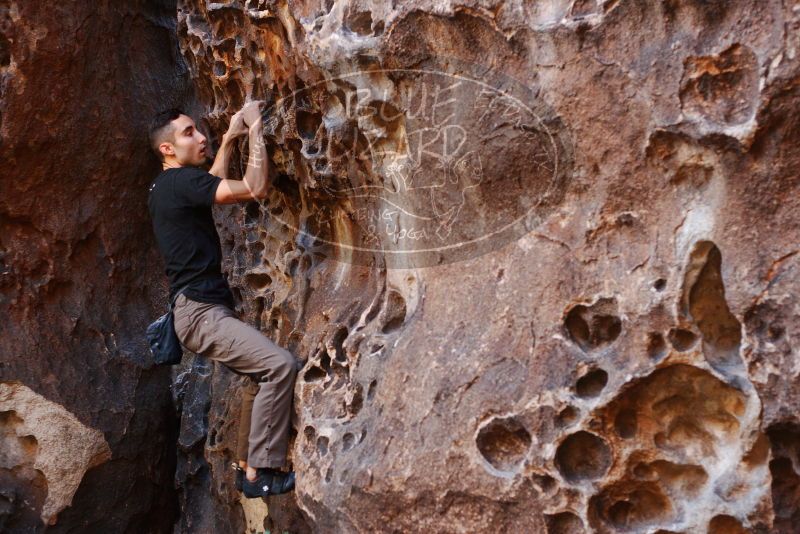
0, 0, 192, 531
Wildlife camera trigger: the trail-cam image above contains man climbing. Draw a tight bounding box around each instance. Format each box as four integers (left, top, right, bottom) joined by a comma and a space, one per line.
146, 102, 297, 498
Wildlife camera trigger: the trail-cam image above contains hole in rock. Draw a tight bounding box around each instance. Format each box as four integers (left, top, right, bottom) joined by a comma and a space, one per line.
708, 514, 747, 534
317, 435, 329, 457
244, 272, 272, 291
590, 481, 673, 531
647, 332, 668, 360
244, 200, 260, 225
564, 298, 621, 352
304, 140, 321, 156
331, 326, 348, 362
273, 172, 300, 200
348, 383, 364, 417
303, 425, 317, 456
601, 364, 746, 465
767, 423, 800, 531
770, 457, 800, 530
366, 379, 377, 400
545, 511, 585, 534
653, 278, 667, 291
304, 365, 327, 382
247, 239, 265, 261
614, 409, 637, 439
641, 460, 708, 496
555, 431, 612, 483
337, 468, 350, 485
342, 432, 355, 451
767, 324, 785, 341
381, 291, 407, 333
682, 241, 743, 370
556, 406, 579, 428
667, 327, 697, 352
576, 369, 608, 398
533, 474, 557, 494
305, 348, 332, 384
0, 34, 10, 67
319, 349, 332, 372
344, 9, 373, 35
296, 109, 321, 139
476, 416, 531, 472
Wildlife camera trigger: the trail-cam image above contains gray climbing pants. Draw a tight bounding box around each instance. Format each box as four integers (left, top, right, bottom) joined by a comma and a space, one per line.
173, 293, 297, 468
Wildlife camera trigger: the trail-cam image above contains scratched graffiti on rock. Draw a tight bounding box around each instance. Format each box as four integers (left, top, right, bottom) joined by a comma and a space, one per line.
262, 64, 572, 266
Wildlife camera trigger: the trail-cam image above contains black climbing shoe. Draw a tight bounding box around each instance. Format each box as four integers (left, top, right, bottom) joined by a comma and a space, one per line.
241, 467, 296, 498
231, 463, 244, 492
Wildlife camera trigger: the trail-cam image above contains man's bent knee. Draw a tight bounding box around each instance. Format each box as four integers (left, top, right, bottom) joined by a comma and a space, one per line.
275, 349, 297, 381
249, 348, 296, 383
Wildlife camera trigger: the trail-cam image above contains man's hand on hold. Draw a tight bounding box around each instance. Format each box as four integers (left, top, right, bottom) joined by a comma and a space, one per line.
241, 100, 265, 129
213, 100, 271, 204
226, 109, 249, 138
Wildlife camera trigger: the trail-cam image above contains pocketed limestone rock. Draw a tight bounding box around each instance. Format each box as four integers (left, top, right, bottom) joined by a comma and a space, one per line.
168, 0, 800, 531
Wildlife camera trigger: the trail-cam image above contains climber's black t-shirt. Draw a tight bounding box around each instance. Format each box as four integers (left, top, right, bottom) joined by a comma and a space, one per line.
147, 166, 235, 309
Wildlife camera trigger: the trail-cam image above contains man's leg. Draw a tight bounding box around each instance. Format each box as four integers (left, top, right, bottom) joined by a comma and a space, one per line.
173, 294, 298, 471
237, 379, 258, 466
218, 317, 297, 470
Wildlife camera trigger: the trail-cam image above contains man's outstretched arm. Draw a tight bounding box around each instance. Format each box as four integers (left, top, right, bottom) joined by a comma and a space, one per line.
214, 102, 271, 204
209, 107, 248, 180
208, 134, 237, 181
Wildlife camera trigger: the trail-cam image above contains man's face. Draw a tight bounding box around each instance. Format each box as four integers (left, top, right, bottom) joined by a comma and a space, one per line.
161, 114, 207, 166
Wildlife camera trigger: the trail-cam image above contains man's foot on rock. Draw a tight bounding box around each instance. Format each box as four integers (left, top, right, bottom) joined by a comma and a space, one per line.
241, 467, 295, 498
246, 465, 257, 482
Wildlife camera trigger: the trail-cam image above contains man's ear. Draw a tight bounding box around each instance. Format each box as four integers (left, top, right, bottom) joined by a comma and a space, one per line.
159, 142, 175, 158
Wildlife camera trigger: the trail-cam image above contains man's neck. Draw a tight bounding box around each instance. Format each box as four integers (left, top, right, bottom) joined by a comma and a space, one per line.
162, 161, 186, 170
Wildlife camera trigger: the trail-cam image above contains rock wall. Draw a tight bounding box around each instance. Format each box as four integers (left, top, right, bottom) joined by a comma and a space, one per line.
173, 1, 800, 532
2, 0, 798, 532
0, 0, 192, 531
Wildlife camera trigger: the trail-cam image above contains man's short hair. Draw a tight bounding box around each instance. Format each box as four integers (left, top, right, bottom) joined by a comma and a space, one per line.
148, 108, 185, 161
